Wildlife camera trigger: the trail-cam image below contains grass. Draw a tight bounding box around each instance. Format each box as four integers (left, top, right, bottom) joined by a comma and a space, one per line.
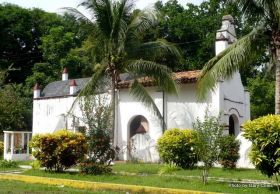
0, 179, 124, 194
112, 163, 270, 181
1, 162, 277, 193
21, 169, 279, 194
16, 159, 33, 166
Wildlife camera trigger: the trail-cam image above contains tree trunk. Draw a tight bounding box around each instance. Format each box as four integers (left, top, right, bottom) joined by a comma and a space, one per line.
272, 31, 280, 114
275, 60, 280, 114
111, 72, 116, 146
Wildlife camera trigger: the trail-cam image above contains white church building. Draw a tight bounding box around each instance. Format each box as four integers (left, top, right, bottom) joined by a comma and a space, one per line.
4, 15, 252, 167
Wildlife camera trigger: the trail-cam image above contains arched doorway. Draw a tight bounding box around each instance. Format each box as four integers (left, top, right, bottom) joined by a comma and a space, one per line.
228, 114, 239, 136
128, 115, 151, 162
129, 115, 149, 138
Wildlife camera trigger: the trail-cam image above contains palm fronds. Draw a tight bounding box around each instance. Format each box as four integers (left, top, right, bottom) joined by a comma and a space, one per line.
126, 59, 178, 94
130, 80, 165, 128
135, 39, 183, 63
197, 26, 267, 100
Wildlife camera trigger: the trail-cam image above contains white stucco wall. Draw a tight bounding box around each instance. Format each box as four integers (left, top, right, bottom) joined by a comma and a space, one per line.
117, 87, 163, 161
166, 84, 210, 129
216, 72, 250, 135
33, 96, 83, 135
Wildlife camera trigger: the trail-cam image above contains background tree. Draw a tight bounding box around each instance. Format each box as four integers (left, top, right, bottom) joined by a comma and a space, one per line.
197, 0, 280, 114
66, 0, 182, 142
247, 74, 275, 119
0, 4, 90, 133
152, 0, 245, 71
0, 84, 31, 133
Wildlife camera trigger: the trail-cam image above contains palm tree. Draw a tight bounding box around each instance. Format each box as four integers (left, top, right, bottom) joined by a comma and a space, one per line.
66, 0, 182, 142
197, 0, 280, 113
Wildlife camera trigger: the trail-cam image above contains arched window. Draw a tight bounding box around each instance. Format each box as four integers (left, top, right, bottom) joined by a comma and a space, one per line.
228, 114, 239, 136
129, 115, 149, 138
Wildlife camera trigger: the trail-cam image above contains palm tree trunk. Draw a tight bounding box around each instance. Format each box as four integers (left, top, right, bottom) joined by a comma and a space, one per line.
276, 60, 280, 114
273, 31, 280, 114
111, 73, 116, 146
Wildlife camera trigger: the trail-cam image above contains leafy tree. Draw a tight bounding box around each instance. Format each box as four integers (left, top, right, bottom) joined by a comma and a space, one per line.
0, 4, 65, 83
78, 94, 116, 174
197, 0, 280, 114
66, 0, 182, 142
153, 0, 244, 71
0, 84, 31, 133
193, 113, 223, 184
247, 74, 275, 119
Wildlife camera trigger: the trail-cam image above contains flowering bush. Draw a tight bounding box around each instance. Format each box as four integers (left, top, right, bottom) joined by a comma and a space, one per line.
29, 129, 87, 172
157, 128, 198, 169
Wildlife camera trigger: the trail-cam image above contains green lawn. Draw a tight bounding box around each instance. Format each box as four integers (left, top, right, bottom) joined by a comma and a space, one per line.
112, 163, 270, 181
0, 179, 124, 194
1, 162, 277, 193
22, 168, 279, 194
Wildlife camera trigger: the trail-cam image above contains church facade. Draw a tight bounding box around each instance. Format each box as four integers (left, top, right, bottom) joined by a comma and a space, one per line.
31, 15, 251, 167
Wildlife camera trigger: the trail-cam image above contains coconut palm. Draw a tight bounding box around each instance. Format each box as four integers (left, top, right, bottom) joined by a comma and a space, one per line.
197, 0, 280, 113
65, 0, 182, 141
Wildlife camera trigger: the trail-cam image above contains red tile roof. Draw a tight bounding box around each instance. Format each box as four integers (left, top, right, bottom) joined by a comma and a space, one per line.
117, 70, 201, 89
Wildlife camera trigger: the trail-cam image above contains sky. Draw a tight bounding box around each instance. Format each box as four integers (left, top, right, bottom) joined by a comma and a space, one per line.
0, 0, 204, 14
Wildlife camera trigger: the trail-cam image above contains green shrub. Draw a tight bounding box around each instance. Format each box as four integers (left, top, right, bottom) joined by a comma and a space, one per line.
29, 130, 87, 172
219, 135, 240, 169
157, 128, 198, 169
0, 159, 18, 168
80, 160, 112, 175
30, 160, 41, 169
0, 141, 3, 158
243, 115, 280, 179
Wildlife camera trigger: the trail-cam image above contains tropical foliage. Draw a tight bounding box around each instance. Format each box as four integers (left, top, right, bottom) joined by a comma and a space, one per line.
79, 94, 116, 174
247, 74, 275, 118
0, 159, 18, 168
66, 0, 182, 141
29, 130, 87, 172
154, 0, 244, 71
157, 128, 198, 169
243, 115, 280, 185
218, 135, 240, 169
0, 84, 31, 133
197, 0, 280, 114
